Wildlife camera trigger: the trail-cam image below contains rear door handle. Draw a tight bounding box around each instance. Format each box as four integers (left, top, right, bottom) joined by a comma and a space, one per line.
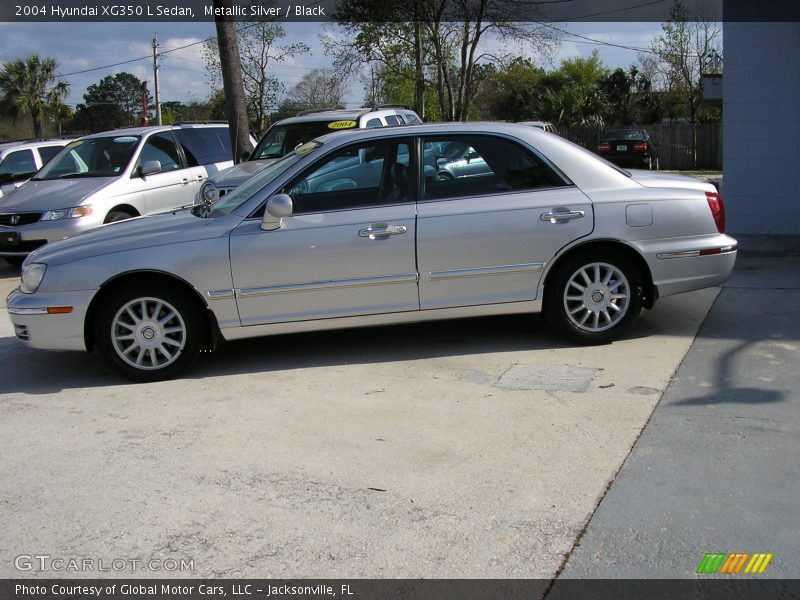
359, 224, 408, 239
540, 210, 585, 223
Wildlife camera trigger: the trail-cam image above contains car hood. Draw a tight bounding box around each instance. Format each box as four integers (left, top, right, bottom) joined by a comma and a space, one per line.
27, 211, 219, 266
628, 170, 715, 192
212, 159, 278, 188
0, 177, 116, 212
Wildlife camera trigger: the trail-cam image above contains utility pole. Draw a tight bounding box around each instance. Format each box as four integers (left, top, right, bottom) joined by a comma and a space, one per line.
213, 0, 251, 163
152, 33, 162, 125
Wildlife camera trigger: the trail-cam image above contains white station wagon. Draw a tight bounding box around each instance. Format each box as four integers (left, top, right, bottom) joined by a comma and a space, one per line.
7, 123, 736, 382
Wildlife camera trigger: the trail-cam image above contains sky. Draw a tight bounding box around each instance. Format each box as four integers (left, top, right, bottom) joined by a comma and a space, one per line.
0, 21, 668, 111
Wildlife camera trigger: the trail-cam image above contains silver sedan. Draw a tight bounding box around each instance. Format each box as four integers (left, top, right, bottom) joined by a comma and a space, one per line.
7, 123, 736, 381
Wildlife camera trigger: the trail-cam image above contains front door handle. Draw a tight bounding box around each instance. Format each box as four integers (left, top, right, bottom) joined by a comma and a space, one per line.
359, 224, 408, 239
540, 209, 585, 223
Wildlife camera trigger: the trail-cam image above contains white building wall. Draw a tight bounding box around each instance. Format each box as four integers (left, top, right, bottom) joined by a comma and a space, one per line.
723, 22, 800, 234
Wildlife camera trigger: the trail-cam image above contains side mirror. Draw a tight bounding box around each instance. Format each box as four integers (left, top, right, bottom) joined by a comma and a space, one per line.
240, 150, 251, 161
261, 193, 293, 231
139, 160, 161, 177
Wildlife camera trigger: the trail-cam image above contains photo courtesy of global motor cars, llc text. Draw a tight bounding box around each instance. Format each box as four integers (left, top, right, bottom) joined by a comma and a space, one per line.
13, 3, 327, 19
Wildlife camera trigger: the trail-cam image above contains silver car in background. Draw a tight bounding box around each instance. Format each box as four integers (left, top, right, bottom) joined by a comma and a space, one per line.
7, 123, 736, 382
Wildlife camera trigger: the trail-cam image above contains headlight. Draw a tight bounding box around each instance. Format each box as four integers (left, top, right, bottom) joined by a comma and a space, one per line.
42, 205, 93, 220
200, 181, 218, 205
20, 262, 47, 294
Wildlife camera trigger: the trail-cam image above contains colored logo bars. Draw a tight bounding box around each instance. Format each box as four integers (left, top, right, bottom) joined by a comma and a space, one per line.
696, 552, 773, 574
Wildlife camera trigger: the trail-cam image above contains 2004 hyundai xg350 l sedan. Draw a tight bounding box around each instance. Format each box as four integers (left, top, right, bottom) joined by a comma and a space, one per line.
7, 123, 736, 382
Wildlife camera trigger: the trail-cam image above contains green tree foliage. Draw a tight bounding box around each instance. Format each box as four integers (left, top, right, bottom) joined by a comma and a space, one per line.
476, 58, 544, 122
650, 0, 720, 124
599, 67, 661, 126
327, 0, 558, 122
73, 72, 151, 133
0, 54, 69, 138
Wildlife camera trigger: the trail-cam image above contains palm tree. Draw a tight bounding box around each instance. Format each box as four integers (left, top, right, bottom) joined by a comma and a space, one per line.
0, 54, 69, 138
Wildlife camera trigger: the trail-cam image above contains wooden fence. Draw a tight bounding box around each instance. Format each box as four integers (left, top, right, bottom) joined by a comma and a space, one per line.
558, 123, 722, 171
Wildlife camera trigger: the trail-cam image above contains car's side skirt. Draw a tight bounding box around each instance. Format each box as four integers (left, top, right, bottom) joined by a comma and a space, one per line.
219, 299, 542, 341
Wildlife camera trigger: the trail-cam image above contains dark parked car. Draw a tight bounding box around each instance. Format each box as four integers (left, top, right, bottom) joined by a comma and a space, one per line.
597, 129, 658, 170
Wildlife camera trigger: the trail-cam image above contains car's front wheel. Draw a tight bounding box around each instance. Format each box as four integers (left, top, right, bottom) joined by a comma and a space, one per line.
545, 250, 643, 344
95, 282, 203, 382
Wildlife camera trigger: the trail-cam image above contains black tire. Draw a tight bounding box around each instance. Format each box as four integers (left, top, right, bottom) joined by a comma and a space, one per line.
436, 171, 454, 181
544, 250, 643, 345
4, 257, 24, 268
95, 282, 204, 382
104, 210, 134, 224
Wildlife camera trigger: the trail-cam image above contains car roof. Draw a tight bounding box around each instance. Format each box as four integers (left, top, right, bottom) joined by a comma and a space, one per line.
517, 121, 553, 128
0, 138, 73, 153
310, 121, 555, 148
78, 123, 231, 140
276, 107, 417, 126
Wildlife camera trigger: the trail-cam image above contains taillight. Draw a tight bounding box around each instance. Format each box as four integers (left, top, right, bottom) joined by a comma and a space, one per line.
633, 142, 649, 152
706, 191, 725, 233
597, 142, 611, 152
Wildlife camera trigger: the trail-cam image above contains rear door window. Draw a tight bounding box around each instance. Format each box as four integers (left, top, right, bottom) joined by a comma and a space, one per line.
173, 127, 233, 166
422, 135, 567, 201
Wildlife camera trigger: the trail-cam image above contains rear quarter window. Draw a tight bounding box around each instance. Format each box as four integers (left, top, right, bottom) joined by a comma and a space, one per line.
38, 145, 65, 164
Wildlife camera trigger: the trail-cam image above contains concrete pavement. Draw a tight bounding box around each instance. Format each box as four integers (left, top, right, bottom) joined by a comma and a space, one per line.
557, 250, 800, 579
0, 260, 715, 579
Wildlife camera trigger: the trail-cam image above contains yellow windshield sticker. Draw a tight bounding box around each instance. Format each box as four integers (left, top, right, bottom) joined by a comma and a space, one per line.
327, 120, 357, 130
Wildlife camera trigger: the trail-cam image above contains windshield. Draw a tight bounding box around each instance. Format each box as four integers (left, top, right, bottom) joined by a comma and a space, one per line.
34, 135, 140, 180
209, 142, 321, 216
251, 121, 355, 160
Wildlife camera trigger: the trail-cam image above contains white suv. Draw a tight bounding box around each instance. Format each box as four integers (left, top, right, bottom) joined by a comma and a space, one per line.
198, 106, 421, 204
0, 138, 73, 198
0, 123, 256, 265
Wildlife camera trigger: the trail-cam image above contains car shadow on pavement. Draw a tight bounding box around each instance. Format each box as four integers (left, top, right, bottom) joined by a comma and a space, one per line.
0, 312, 659, 393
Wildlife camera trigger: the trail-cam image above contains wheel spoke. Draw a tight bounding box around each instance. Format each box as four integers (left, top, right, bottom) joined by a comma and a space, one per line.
579, 310, 591, 326
150, 301, 162, 320
135, 347, 145, 365
593, 264, 601, 283
163, 325, 183, 335
580, 269, 592, 287
159, 344, 173, 360
125, 307, 139, 324
568, 280, 585, 292
159, 310, 177, 325
163, 337, 182, 347
149, 349, 158, 366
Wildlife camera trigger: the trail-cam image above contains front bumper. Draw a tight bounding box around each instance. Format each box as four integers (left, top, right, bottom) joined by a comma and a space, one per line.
6, 286, 95, 351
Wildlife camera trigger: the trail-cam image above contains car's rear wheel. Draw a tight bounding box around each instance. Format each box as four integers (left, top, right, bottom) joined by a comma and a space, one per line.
545, 250, 643, 344
95, 283, 203, 382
